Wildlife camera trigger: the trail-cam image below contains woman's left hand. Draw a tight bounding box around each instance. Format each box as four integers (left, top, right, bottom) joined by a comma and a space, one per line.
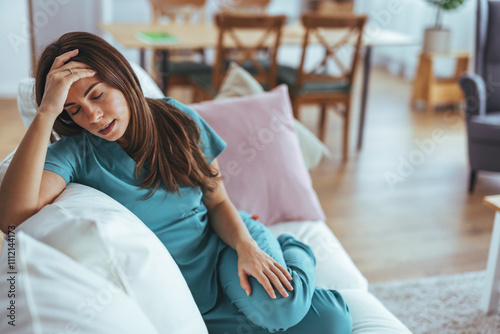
236, 241, 294, 299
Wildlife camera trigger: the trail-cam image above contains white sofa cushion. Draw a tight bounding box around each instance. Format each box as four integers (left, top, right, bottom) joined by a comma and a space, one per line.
268, 221, 368, 291
14, 183, 208, 334
339, 289, 412, 334
0, 231, 160, 334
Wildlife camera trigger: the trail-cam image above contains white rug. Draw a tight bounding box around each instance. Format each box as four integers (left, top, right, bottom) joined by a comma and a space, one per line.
369, 271, 500, 334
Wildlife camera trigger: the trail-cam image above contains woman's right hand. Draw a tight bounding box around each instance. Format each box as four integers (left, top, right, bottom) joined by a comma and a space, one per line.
37, 49, 96, 118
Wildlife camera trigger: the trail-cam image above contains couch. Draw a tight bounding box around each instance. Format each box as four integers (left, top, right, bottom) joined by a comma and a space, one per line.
0, 62, 411, 333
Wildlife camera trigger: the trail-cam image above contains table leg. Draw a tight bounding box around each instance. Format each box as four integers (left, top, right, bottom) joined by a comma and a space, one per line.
160, 50, 170, 95
139, 49, 146, 69
357, 45, 372, 151
481, 211, 500, 314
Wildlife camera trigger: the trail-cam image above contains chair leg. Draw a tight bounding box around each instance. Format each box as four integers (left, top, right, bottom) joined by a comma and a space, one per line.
342, 100, 351, 162
192, 87, 201, 103
468, 170, 477, 193
318, 104, 328, 142
291, 96, 300, 120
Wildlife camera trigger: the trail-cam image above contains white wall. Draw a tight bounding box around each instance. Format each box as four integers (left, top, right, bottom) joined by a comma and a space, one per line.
33, 0, 102, 54
356, 0, 476, 79
0, 0, 102, 97
0, 2, 30, 97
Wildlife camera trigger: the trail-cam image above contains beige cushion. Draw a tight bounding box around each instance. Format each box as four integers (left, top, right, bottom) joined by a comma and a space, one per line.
215, 62, 265, 100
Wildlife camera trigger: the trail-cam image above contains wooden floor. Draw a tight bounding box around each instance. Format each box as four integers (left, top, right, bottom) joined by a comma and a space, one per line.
0, 68, 497, 284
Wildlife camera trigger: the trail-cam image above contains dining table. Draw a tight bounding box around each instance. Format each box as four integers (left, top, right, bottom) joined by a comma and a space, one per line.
99, 21, 417, 151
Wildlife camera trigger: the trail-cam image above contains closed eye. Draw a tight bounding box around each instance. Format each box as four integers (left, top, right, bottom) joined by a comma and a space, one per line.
69, 92, 104, 116
70, 107, 81, 116
93, 92, 104, 100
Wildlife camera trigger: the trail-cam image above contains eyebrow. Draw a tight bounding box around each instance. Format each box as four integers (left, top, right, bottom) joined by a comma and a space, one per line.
64, 81, 103, 108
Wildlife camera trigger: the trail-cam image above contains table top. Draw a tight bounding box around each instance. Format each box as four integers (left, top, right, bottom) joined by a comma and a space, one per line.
420, 50, 470, 58
99, 22, 418, 50
485, 195, 500, 211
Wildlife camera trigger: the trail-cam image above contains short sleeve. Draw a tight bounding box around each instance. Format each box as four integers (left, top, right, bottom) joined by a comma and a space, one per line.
163, 98, 227, 163
44, 135, 84, 184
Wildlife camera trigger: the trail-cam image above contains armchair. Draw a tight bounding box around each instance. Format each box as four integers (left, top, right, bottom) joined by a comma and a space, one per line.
459, 0, 500, 192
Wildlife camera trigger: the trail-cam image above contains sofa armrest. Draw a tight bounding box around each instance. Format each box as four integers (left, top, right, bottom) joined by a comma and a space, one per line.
459, 73, 487, 118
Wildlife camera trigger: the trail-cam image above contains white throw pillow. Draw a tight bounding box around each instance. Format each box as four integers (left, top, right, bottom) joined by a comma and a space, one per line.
15, 183, 208, 334
294, 119, 332, 171
0, 231, 160, 334
17, 78, 36, 129
130, 61, 165, 99
215, 62, 331, 170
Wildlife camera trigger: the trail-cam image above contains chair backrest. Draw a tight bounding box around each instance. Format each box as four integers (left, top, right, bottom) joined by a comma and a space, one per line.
219, 0, 271, 13
316, 0, 354, 14
295, 13, 367, 90
212, 13, 286, 90
476, 0, 500, 112
149, 0, 206, 23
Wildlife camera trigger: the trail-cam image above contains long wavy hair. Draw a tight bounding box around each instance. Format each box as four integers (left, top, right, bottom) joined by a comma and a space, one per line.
35, 32, 219, 198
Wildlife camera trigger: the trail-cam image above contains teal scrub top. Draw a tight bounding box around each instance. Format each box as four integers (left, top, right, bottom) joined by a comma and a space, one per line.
44, 98, 228, 313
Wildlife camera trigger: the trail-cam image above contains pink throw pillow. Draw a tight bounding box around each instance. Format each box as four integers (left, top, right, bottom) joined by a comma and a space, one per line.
190, 85, 325, 226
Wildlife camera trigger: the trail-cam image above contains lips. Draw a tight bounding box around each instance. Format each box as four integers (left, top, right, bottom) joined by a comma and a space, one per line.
98, 120, 115, 136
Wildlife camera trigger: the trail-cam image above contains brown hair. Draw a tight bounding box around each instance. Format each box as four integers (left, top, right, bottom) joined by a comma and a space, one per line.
35, 32, 218, 198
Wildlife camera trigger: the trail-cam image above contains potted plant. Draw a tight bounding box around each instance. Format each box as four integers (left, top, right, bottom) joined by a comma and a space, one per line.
422, 0, 467, 53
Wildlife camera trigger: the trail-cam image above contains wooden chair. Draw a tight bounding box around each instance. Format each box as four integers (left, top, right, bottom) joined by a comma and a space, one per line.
277, 13, 367, 161
189, 13, 286, 102
315, 0, 354, 14
219, 0, 271, 13
150, 0, 206, 23
148, 0, 211, 94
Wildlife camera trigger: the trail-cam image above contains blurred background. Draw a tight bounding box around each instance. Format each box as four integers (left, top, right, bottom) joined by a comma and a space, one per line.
1, 0, 496, 286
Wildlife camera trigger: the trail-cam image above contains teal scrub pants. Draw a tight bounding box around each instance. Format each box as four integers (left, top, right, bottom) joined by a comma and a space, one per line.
202, 217, 352, 333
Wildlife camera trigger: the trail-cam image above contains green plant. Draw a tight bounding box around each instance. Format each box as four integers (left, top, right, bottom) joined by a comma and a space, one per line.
425, 0, 467, 28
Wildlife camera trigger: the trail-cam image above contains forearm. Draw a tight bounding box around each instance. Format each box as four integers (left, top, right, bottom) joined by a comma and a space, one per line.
0, 111, 57, 231
208, 199, 256, 252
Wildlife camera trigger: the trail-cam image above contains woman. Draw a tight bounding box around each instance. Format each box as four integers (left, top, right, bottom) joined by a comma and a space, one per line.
0, 32, 351, 333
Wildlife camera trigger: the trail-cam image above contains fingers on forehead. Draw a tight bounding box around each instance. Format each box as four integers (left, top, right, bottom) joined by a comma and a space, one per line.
55, 50, 77, 63
64, 60, 92, 68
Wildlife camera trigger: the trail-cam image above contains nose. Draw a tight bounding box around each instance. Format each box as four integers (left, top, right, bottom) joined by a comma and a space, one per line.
84, 105, 103, 124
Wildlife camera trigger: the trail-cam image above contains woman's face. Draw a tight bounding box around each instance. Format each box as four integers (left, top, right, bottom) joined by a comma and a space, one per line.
63, 74, 131, 147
